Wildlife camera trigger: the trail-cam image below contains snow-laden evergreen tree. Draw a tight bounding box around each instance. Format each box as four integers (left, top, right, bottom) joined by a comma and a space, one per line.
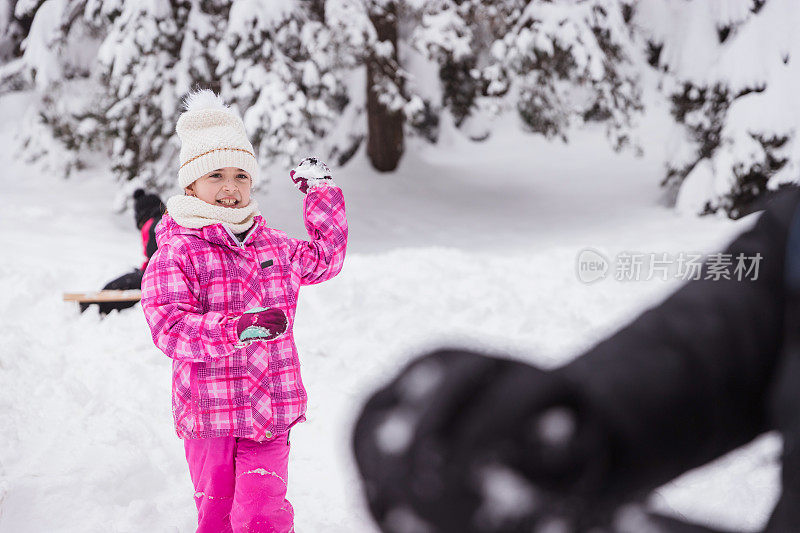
410, 0, 525, 130
0, 1, 42, 65
92, 1, 197, 185
324, 0, 644, 171
1, 0, 350, 190
3, 0, 106, 177
1, 0, 647, 187
634, 0, 798, 218
215, 0, 348, 172
324, 0, 437, 172
0, 0, 195, 184
400, 0, 643, 149
480, 0, 643, 151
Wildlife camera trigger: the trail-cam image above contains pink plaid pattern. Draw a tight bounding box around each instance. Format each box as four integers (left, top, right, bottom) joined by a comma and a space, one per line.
141, 185, 347, 441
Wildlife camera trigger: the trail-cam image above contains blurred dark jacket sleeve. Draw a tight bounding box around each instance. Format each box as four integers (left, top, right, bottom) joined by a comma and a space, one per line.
555, 189, 800, 502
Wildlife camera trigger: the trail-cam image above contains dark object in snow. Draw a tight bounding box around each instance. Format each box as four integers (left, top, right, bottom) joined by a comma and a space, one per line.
78, 270, 143, 315
133, 188, 166, 230
353, 189, 800, 532
78, 189, 163, 316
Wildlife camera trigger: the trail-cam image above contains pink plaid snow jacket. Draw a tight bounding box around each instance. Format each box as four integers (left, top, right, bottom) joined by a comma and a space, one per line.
141, 185, 347, 442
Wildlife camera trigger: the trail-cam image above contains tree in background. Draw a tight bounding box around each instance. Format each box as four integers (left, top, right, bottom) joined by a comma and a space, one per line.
93, 1, 199, 184
634, 0, 799, 218
410, 0, 642, 150
3, 0, 196, 184
1, 0, 347, 189
329, 0, 643, 171
365, 0, 404, 171
410, 1, 519, 134
324, 0, 437, 172
216, 0, 348, 171
514, 0, 641, 151
2, 0, 107, 177
0, 1, 45, 65
0, 0, 645, 196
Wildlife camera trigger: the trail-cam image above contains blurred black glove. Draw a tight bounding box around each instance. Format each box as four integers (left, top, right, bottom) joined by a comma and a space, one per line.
352, 349, 618, 533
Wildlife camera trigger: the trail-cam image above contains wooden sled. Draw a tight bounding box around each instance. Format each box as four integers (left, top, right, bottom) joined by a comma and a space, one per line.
63, 290, 142, 303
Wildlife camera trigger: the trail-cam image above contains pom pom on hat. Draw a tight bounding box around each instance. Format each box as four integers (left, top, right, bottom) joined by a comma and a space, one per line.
176, 89, 258, 189
182, 88, 229, 112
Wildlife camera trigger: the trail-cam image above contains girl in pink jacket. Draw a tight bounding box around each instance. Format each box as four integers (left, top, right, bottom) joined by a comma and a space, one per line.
141, 89, 347, 533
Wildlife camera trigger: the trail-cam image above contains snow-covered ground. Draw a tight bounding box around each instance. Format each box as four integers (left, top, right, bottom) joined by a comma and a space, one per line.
0, 88, 781, 532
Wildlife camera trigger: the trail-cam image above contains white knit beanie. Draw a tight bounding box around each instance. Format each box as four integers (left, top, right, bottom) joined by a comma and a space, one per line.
176, 89, 258, 188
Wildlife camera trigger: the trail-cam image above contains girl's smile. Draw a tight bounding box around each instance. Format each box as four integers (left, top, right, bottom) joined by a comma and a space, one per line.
216, 196, 240, 207
185, 167, 252, 208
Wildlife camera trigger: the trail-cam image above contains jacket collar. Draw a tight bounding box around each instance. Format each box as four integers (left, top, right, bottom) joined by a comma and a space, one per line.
159, 213, 266, 250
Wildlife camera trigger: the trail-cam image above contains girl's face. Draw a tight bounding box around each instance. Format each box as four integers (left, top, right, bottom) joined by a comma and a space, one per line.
185, 167, 252, 208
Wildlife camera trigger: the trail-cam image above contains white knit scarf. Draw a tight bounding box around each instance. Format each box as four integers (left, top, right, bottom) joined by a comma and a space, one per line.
166, 194, 260, 233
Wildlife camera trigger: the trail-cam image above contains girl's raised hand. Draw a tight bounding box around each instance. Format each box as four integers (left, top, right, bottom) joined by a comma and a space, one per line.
290, 157, 334, 194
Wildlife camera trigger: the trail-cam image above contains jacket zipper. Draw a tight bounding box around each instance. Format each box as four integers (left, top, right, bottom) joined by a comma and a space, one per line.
223, 225, 254, 249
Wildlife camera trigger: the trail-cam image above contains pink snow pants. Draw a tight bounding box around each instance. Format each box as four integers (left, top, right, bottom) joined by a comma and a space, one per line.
184, 434, 294, 533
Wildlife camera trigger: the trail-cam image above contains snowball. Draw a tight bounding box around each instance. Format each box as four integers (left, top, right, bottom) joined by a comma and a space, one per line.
293, 158, 331, 179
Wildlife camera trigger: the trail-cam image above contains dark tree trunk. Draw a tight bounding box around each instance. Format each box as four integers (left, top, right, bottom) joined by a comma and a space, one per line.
307, 0, 325, 21
366, 2, 403, 172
